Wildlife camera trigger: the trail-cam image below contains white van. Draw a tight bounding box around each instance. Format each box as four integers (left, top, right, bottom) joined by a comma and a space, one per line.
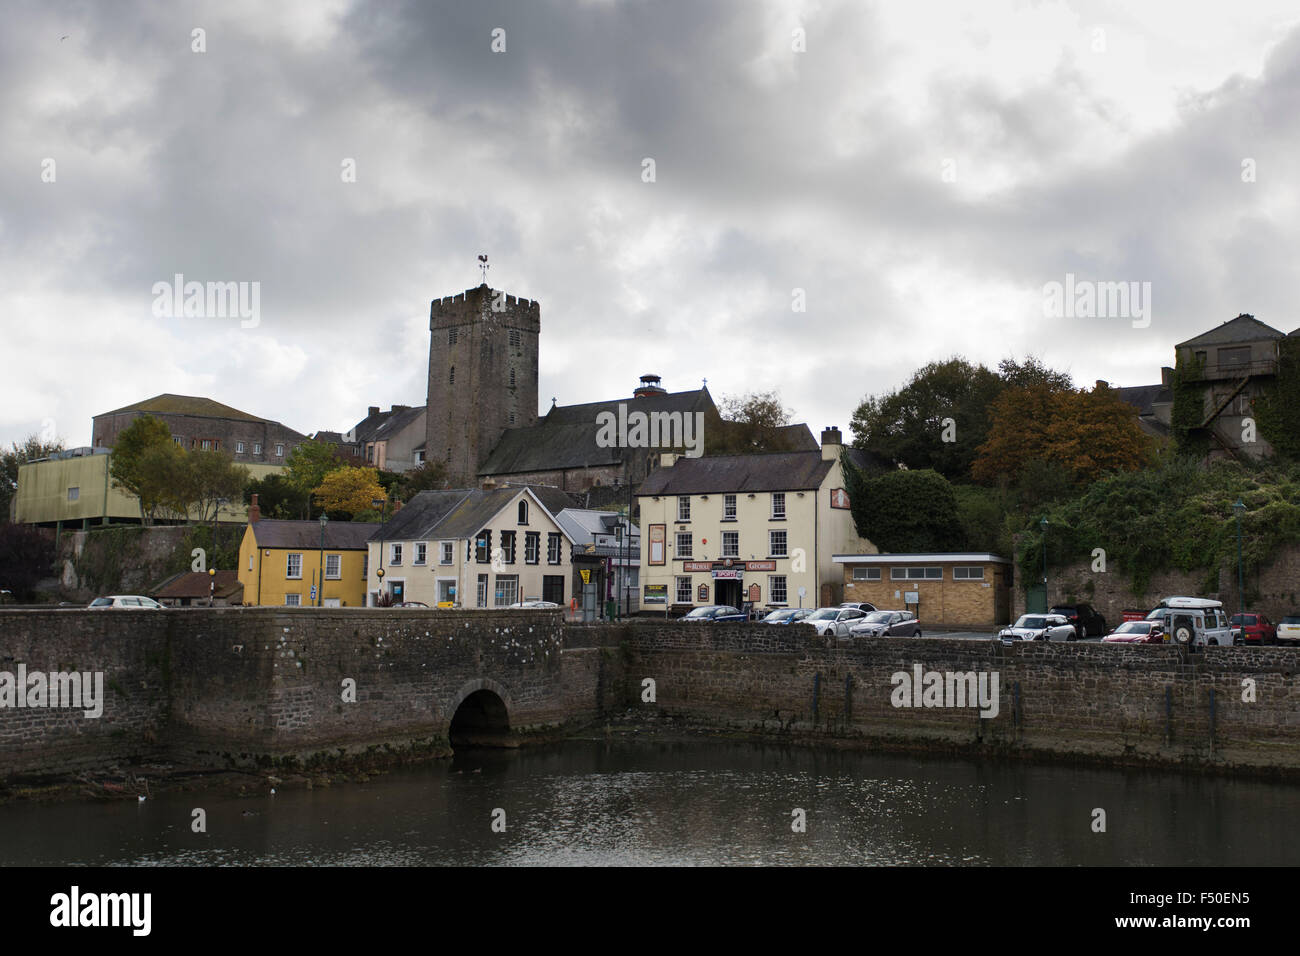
1146, 597, 1232, 646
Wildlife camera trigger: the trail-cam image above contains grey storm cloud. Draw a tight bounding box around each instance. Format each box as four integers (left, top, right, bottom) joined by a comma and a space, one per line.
3, 0, 1300, 447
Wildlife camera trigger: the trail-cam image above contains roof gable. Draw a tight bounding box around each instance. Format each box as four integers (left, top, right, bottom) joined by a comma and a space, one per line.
1176, 314, 1286, 349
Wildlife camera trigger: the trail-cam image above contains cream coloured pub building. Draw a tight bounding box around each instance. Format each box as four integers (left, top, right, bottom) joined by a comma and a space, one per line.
635, 428, 875, 612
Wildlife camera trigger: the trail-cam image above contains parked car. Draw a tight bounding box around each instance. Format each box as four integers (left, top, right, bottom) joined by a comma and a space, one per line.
1230, 612, 1276, 645
87, 595, 165, 610
1102, 620, 1166, 644
679, 605, 747, 623
804, 606, 867, 638
507, 601, 559, 609
997, 613, 1076, 643
1145, 597, 1233, 646
762, 608, 812, 625
392, 601, 431, 608
1278, 614, 1300, 646
839, 602, 878, 613
849, 610, 922, 638
1049, 603, 1107, 639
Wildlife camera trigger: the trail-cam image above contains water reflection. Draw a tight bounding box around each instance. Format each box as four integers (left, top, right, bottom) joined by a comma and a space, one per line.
0, 740, 1295, 866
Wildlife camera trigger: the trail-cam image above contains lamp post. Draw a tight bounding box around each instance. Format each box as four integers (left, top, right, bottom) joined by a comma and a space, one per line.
1040, 517, 1050, 613
1233, 500, 1246, 630
371, 496, 389, 607
208, 567, 216, 607
318, 513, 329, 607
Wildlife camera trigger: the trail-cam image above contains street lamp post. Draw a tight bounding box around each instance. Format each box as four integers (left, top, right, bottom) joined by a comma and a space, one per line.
1233, 500, 1246, 632
1040, 517, 1050, 613
318, 513, 329, 607
371, 497, 389, 607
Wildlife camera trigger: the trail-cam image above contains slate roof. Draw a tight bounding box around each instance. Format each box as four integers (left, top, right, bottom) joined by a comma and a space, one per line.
153, 570, 242, 599
637, 451, 835, 495
370, 405, 425, 441
478, 389, 714, 475
1176, 314, 1286, 349
1115, 384, 1170, 416
249, 519, 376, 550
369, 485, 579, 542
99, 394, 268, 423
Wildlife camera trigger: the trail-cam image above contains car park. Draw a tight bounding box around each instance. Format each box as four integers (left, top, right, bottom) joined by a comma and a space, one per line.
762, 608, 812, 625
997, 613, 1076, 643
849, 610, 921, 638
805, 606, 867, 637
1230, 612, 1276, 645
1146, 597, 1233, 646
679, 605, 747, 623
1102, 620, 1166, 644
1049, 603, 1107, 639
1277, 614, 1300, 646
87, 595, 165, 610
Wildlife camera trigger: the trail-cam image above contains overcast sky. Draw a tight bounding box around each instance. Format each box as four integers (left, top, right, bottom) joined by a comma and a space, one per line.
6, 0, 1300, 449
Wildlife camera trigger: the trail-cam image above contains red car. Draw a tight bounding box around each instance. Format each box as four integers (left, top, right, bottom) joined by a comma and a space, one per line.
1231, 612, 1276, 645
1102, 620, 1166, 644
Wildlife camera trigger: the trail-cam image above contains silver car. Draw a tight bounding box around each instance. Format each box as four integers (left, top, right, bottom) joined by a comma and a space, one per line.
997, 613, 1075, 643
87, 595, 165, 610
804, 606, 867, 638
850, 610, 922, 638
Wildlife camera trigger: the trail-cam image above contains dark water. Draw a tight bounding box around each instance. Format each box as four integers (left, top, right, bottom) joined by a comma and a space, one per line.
2, 740, 1297, 866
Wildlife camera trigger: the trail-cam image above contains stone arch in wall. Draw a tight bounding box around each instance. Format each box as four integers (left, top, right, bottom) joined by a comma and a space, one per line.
447, 678, 514, 748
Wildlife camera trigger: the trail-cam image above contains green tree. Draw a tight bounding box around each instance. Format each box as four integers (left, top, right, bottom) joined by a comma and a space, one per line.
997, 355, 1075, 391
245, 474, 311, 519
843, 459, 963, 552
0, 434, 65, 522
187, 449, 251, 523
0, 524, 56, 599
395, 460, 451, 501
110, 415, 180, 523
708, 389, 801, 454
285, 439, 345, 514
849, 358, 1004, 480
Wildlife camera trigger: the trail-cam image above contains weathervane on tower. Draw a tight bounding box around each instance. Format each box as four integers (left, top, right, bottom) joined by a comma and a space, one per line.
478, 254, 489, 284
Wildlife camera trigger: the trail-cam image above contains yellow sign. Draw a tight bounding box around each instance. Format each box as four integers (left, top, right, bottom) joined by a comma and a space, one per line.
580, 569, 591, 584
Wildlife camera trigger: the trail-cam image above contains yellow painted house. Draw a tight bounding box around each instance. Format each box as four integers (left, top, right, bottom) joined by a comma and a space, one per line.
237, 503, 374, 607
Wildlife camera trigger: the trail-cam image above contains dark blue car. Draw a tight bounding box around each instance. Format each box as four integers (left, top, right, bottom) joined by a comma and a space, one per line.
680, 605, 747, 623
762, 608, 812, 625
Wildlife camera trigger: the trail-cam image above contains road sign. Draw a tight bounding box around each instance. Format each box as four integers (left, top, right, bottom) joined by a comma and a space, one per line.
310, 585, 317, 601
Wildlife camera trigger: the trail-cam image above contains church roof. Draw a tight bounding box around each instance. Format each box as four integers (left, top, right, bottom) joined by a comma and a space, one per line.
478, 388, 715, 476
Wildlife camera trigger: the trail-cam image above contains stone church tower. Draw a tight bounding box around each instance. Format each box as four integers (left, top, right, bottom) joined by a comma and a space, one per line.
426, 283, 540, 481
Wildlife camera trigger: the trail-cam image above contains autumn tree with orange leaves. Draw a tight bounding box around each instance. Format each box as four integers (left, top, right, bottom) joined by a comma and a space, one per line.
972, 382, 1152, 487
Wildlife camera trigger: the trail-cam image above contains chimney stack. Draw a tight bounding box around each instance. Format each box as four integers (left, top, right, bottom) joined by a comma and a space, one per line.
368, 406, 380, 418
482, 477, 498, 490
248, 493, 261, 523
820, 426, 843, 461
